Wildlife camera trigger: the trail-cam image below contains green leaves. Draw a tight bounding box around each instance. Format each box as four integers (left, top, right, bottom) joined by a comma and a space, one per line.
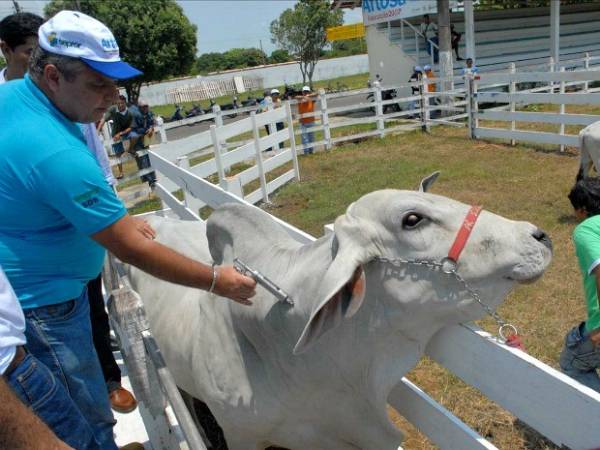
270, 0, 343, 84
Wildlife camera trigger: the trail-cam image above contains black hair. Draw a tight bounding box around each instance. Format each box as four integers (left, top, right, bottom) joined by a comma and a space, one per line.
424, 14, 430, 19
0, 13, 44, 49
118, 94, 126, 101
568, 178, 600, 217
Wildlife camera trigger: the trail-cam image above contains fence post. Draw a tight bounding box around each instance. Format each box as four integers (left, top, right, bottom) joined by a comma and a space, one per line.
318, 88, 332, 150
559, 66, 566, 153
251, 112, 269, 203
285, 101, 301, 181
466, 73, 474, 138
374, 82, 385, 138
584, 52, 590, 93
176, 156, 204, 214
420, 75, 430, 133
155, 116, 167, 144
212, 104, 230, 174
509, 62, 516, 146
548, 56, 555, 93
210, 124, 227, 190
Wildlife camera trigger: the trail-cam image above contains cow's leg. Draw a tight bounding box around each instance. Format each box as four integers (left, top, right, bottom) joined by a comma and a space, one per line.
578, 139, 593, 180
179, 389, 229, 450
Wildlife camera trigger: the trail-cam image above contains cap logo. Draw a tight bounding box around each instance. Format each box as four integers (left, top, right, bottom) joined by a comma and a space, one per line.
101, 38, 118, 51
48, 32, 81, 49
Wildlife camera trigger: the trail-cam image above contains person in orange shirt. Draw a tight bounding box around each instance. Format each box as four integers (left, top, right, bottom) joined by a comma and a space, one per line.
296, 86, 318, 155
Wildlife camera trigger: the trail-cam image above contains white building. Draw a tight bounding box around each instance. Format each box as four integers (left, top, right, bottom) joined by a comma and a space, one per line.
333, 0, 600, 87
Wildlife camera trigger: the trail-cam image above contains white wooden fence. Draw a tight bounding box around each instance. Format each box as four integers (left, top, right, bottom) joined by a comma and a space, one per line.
165, 76, 263, 104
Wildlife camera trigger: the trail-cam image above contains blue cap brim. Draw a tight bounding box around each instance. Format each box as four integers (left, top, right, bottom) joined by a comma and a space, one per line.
81, 58, 142, 80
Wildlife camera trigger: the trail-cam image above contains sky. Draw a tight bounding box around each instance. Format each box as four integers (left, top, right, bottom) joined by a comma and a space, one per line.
0, 0, 364, 55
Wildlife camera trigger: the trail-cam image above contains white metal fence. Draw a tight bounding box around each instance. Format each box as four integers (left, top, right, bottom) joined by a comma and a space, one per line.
165, 76, 263, 104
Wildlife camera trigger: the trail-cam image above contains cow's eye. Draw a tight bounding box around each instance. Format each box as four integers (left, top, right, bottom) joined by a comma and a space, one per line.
402, 213, 423, 229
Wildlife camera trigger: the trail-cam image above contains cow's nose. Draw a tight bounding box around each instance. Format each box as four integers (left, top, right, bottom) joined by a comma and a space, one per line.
532, 228, 553, 251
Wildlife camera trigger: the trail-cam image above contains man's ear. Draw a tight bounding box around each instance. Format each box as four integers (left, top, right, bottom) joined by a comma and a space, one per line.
43, 64, 62, 94
0, 41, 12, 61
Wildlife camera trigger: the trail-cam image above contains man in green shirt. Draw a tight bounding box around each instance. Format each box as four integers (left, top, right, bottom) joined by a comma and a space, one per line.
560, 178, 600, 392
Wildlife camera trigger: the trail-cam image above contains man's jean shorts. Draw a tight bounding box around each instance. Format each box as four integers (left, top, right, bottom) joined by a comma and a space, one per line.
6, 351, 101, 449
23, 289, 118, 450
559, 321, 600, 393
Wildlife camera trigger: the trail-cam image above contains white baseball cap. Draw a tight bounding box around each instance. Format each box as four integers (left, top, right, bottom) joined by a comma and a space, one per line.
271, 88, 280, 95
423, 64, 432, 71
302, 85, 310, 92
38, 10, 142, 80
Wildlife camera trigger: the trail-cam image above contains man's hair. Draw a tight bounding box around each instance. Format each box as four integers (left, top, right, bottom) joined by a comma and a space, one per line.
569, 178, 600, 217
0, 12, 44, 49
118, 94, 126, 101
28, 45, 86, 82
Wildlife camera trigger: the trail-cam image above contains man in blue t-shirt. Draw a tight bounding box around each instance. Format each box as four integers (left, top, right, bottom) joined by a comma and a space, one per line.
0, 11, 256, 449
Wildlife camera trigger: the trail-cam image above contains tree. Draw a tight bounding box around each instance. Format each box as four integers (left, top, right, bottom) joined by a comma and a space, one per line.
0, 56, 5, 70
270, 0, 342, 87
45, 0, 197, 104
222, 48, 266, 69
195, 52, 227, 74
269, 49, 291, 64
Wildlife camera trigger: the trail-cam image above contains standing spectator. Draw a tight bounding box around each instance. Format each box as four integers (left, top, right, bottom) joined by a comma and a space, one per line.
129, 99, 157, 185
0, 265, 100, 449
462, 58, 479, 75
408, 66, 423, 116
0, 11, 255, 450
271, 88, 285, 149
420, 14, 438, 63
103, 95, 133, 179
0, 12, 44, 83
559, 178, 600, 393
296, 85, 317, 155
424, 64, 436, 93
450, 24, 463, 61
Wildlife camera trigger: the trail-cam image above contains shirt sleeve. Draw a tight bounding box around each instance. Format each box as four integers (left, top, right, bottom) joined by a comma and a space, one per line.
574, 224, 600, 275
27, 147, 126, 235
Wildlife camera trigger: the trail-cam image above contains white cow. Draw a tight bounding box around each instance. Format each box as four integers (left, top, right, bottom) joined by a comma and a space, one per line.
578, 121, 600, 180
128, 177, 552, 450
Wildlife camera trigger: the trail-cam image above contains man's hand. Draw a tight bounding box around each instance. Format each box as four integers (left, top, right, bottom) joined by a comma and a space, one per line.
213, 266, 256, 306
590, 328, 600, 346
112, 133, 121, 142
130, 217, 156, 240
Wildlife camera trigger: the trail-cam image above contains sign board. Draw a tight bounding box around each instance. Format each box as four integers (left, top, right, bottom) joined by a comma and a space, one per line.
326, 23, 366, 41
362, 0, 457, 26
233, 75, 246, 94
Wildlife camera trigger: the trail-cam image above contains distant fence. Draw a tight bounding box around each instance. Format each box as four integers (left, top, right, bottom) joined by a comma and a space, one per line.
165, 76, 263, 104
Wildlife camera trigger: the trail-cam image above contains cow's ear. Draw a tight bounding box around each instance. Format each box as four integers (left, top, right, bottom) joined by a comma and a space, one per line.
418, 171, 440, 192
293, 205, 376, 354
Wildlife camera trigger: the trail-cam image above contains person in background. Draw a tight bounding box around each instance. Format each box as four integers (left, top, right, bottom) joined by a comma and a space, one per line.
295, 85, 317, 155
102, 94, 133, 179
0, 12, 44, 83
420, 14, 438, 63
0, 10, 256, 449
408, 66, 423, 116
0, 265, 100, 449
129, 99, 157, 185
450, 24, 463, 61
462, 58, 479, 75
559, 178, 600, 393
424, 64, 436, 93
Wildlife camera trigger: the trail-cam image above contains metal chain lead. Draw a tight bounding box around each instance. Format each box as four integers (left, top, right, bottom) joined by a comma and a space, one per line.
374, 256, 507, 328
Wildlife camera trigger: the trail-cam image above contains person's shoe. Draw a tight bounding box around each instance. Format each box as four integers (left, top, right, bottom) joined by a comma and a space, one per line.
119, 443, 145, 450
110, 387, 138, 414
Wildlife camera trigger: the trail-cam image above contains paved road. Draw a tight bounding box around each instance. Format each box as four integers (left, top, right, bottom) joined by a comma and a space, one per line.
165, 90, 373, 141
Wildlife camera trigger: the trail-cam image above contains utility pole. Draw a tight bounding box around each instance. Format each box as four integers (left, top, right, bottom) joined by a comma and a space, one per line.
12, 0, 21, 13
259, 39, 267, 66
437, 0, 453, 114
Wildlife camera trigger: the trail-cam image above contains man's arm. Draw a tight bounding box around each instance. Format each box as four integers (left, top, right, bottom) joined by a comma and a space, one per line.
0, 378, 72, 450
92, 214, 256, 304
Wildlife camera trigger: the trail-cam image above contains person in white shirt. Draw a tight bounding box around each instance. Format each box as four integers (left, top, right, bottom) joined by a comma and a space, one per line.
0, 13, 43, 84
0, 266, 99, 449
420, 14, 438, 63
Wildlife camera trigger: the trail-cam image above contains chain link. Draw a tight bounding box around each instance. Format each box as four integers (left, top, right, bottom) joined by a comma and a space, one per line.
374, 256, 507, 328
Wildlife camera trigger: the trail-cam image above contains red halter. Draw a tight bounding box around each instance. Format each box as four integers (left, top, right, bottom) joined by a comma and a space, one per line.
447, 205, 483, 264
